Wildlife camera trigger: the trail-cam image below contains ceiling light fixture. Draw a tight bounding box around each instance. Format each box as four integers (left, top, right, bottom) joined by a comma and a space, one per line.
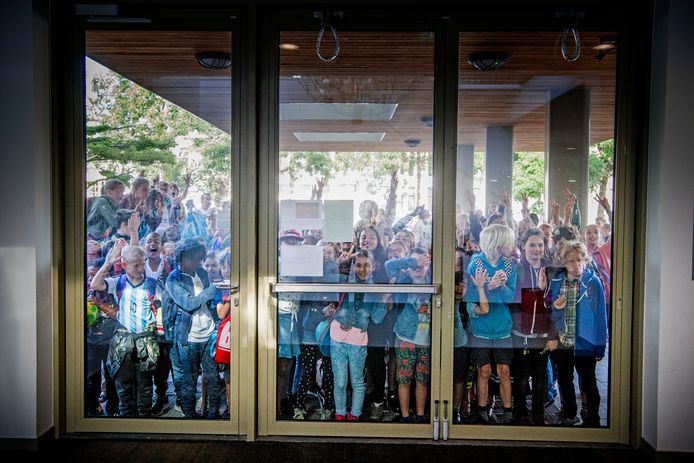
279, 43, 299, 50
404, 138, 421, 148
195, 52, 231, 70
468, 53, 508, 71
593, 37, 616, 61
420, 116, 434, 128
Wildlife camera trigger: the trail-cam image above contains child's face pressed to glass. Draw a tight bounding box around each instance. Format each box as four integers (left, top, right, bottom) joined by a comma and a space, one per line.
134, 184, 149, 201
204, 257, 221, 279
354, 256, 372, 281
524, 235, 545, 262
409, 252, 429, 280
359, 229, 378, 252
108, 186, 125, 203
323, 245, 336, 261
388, 244, 406, 260
563, 250, 586, 279
145, 234, 162, 258
124, 256, 146, 282
585, 225, 600, 247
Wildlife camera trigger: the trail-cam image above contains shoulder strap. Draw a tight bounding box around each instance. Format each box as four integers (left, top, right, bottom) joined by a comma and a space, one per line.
145, 278, 158, 312
115, 273, 127, 301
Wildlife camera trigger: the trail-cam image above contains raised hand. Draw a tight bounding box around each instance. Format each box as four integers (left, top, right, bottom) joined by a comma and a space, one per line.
550, 198, 560, 220
465, 189, 476, 211
105, 238, 125, 266
337, 245, 355, 265
128, 212, 141, 233
472, 267, 488, 288
500, 190, 512, 208
593, 194, 612, 215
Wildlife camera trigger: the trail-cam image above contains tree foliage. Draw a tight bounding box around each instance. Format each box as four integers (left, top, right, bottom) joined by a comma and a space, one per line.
86, 62, 230, 195
512, 151, 545, 214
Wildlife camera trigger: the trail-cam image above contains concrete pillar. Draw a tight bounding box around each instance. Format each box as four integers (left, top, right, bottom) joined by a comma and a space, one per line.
485, 126, 513, 214
456, 144, 474, 213
545, 87, 590, 224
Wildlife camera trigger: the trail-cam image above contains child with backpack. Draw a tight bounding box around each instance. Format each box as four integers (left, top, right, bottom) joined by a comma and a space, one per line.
90, 240, 162, 417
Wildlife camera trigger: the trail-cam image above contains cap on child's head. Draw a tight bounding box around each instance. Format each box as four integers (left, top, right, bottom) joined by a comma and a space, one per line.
278, 229, 304, 242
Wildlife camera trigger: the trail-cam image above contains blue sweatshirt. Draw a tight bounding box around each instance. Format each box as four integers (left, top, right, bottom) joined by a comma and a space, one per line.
465, 253, 517, 340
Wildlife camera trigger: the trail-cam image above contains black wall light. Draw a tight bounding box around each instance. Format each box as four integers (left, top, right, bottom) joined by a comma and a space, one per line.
468, 53, 508, 71
195, 52, 232, 70
404, 138, 421, 148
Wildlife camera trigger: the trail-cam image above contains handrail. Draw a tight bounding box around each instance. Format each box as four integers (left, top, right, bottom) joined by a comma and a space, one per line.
270, 282, 440, 295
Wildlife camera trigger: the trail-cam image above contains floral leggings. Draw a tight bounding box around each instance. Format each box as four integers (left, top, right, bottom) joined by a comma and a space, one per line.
396, 340, 431, 384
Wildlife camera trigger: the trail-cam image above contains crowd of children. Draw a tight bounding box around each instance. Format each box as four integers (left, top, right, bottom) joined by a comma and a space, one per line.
276, 191, 610, 427
84, 175, 610, 427
86, 175, 232, 419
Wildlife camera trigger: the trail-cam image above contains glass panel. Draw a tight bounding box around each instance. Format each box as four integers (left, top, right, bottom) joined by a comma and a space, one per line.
453, 32, 616, 427
84, 31, 232, 419
277, 31, 435, 422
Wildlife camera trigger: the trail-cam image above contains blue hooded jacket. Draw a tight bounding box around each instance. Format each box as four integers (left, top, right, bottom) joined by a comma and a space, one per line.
546, 267, 608, 358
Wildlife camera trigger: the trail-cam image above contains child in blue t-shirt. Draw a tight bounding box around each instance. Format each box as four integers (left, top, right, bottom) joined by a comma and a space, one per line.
465, 224, 517, 423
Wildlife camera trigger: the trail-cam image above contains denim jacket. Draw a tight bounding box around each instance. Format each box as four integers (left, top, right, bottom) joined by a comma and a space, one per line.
385, 257, 433, 346
334, 268, 387, 331
163, 267, 219, 346
86, 196, 118, 239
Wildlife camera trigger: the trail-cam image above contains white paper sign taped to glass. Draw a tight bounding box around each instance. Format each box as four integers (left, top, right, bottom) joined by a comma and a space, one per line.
279, 243, 324, 277
323, 200, 354, 242
280, 199, 323, 231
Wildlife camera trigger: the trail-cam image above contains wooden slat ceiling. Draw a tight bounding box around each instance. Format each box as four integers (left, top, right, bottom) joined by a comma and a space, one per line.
86, 30, 616, 153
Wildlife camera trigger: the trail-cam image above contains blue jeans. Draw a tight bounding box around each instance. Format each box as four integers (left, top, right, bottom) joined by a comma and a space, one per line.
178, 338, 221, 419
169, 342, 184, 406
331, 340, 367, 417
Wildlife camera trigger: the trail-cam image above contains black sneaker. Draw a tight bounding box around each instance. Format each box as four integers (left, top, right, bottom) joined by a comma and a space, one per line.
151, 397, 167, 416
387, 392, 400, 414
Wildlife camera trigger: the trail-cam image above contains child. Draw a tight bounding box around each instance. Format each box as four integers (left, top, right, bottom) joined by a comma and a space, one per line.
163, 239, 222, 419
293, 242, 340, 420
87, 178, 126, 241
465, 224, 517, 424
511, 228, 555, 425
547, 240, 607, 427
387, 247, 432, 422
143, 232, 176, 415
91, 240, 161, 417
331, 251, 387, 421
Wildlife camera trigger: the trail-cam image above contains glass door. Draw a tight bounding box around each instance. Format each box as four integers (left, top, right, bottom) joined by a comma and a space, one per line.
66, 12, 251, 435
440, 27, 626, 442
259, 25, 445, 437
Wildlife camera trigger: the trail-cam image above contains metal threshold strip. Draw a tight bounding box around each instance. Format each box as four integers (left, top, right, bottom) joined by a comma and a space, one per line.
270, 282, 440, 294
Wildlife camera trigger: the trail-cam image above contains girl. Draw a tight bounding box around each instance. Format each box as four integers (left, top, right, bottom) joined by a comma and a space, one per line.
465, 224, 517, 424
547, 241, 607, 427
511, 228, 555, 425
357, 226, 388, 283
331, 251, 387, 421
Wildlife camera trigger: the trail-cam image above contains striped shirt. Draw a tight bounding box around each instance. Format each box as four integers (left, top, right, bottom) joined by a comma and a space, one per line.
558, 278, 580, 348
105, 276, 157, 334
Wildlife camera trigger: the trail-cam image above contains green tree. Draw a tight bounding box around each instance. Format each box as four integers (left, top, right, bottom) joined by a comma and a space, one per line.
86, 64, 230, 192
589, 139, 615, 219
512, 151, 545, 215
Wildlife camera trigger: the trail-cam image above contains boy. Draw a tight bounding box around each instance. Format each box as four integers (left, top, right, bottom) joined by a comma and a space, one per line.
91, 240, 161, 417
386, 247, 432, 422
87, 178, 125, 241
164, 239, 222, 419
465, 224, 517, 424
547, 240, 607, 427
